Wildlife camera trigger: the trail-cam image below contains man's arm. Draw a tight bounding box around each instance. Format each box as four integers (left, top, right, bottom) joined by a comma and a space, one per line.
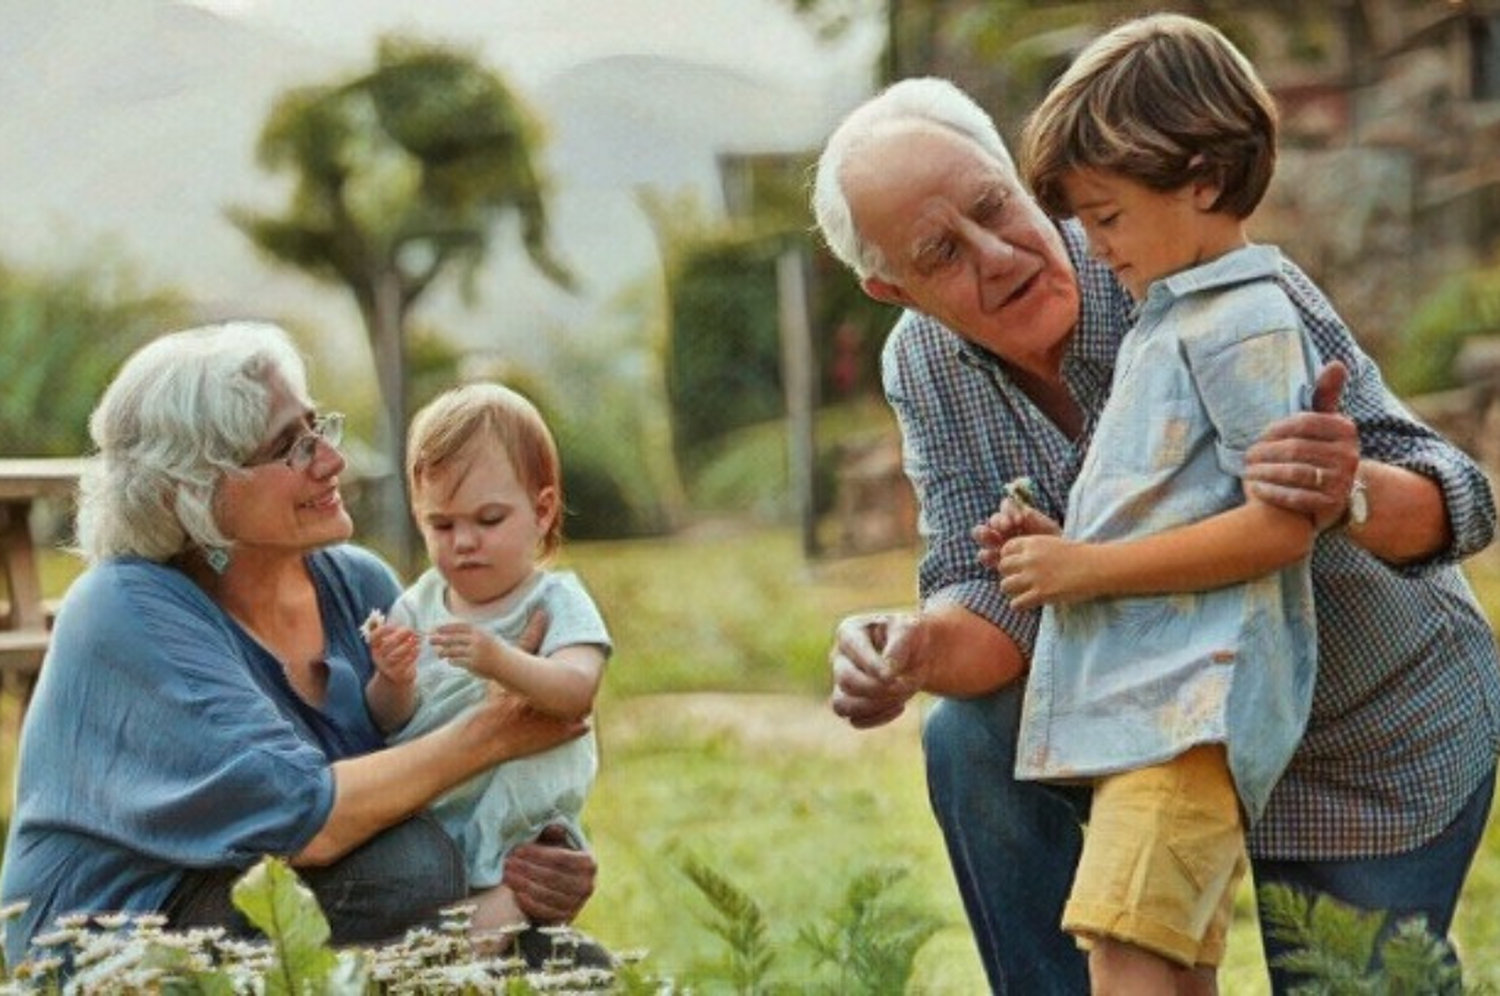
1268, 262, 1498, 565
1246, 406, 1451, 564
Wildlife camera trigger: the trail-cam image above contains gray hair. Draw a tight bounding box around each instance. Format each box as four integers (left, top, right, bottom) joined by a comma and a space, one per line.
76, 321, 312, 563
811, 77, 1016, 281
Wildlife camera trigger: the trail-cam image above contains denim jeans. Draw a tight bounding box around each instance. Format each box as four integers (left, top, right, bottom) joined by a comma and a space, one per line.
1254, 766, 1494, 992
923, 683, 1496, 995
165, 814, 468, 945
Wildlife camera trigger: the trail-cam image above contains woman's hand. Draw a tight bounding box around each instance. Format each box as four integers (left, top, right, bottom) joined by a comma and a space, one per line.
462, 687, 588, 768
503, 824, 597, 923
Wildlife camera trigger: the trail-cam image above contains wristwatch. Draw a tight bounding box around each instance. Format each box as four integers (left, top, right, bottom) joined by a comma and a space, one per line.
1341, 475, 1369, 530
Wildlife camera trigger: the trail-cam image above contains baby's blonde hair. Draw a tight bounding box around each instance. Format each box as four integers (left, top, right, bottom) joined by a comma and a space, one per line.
406, 382, 564, 558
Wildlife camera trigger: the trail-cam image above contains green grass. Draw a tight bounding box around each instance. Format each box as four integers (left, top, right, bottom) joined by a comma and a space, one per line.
11, 533, 1500, 992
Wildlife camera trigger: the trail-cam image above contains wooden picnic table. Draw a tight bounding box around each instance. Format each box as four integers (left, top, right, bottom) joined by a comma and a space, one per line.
0, 458, 86, 683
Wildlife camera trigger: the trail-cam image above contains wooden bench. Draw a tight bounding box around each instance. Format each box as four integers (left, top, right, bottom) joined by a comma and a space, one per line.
0, 459, 85, 725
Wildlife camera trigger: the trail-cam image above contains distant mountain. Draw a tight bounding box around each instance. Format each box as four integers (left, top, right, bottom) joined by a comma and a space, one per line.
0, 0, 878, 390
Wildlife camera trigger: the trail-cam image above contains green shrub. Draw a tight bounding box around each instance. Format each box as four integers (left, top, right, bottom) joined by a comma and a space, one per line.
1389, 261, 1500, 396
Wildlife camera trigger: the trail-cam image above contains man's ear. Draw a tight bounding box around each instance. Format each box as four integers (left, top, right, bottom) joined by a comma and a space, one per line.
862, 275, 909, 306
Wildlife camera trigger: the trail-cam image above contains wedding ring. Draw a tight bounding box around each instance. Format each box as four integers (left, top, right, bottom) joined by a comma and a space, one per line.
1314, 467, 1324, 489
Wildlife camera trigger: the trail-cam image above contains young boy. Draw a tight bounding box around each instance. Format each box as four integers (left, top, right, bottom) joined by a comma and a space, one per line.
975, 14, 1320, 994
363, 383, 611, 937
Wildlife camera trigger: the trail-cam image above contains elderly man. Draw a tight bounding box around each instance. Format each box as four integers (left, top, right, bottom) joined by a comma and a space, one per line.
813, 77, 1499, 993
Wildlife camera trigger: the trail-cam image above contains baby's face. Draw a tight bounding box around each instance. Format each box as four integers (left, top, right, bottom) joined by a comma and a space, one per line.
412, 452, 556, 614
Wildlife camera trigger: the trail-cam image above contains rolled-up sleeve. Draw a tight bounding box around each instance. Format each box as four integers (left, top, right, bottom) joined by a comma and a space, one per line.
1281, 262, 1497, 567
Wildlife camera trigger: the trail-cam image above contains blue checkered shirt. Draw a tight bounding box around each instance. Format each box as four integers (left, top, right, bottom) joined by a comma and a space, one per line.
885, 219, 1500, 858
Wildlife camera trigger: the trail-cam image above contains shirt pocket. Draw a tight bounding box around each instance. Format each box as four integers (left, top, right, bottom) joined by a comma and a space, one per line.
1085, 396, 1202, 480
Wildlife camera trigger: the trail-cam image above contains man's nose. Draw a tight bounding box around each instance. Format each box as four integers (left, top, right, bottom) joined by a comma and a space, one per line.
968, 223, 1016, 275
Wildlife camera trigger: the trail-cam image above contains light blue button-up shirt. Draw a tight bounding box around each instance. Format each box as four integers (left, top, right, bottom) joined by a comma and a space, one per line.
1014, 246, 1319, 823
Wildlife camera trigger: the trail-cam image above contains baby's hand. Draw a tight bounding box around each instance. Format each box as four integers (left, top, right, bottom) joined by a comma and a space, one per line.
367, 622, 420, 688
429, 622, 506, 680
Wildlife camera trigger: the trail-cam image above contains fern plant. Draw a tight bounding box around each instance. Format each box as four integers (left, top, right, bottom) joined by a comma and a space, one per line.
677, 857, 948, 995
1259, 882, 1492, 996
798, 866, 945, 995
679, 853, 778, 994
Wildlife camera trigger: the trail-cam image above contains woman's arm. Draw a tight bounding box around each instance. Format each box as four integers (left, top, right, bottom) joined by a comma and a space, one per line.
294, 691, 585, 866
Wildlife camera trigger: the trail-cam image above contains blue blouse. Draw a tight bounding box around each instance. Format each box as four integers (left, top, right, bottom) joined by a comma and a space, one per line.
1, 544, 400, 965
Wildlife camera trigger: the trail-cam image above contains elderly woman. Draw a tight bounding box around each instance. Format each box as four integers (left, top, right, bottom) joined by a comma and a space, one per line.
1, 322, 596, 966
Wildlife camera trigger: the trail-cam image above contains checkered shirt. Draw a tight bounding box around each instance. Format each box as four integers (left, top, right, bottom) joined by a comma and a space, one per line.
884, 219, 1500, 858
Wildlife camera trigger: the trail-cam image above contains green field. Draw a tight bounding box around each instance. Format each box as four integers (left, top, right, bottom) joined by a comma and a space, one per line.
8, 530, 1500, 992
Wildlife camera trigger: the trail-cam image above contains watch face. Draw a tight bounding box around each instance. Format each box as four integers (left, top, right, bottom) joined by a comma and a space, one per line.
1350, 483, 1369, 525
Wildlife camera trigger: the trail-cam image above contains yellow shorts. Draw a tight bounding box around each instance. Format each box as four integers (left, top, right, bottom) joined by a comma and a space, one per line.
1063, 744, 1247, 968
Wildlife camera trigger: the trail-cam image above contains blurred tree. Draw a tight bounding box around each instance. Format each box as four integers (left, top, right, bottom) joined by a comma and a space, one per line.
0, 249, 187, 457
229, 34, 572, 567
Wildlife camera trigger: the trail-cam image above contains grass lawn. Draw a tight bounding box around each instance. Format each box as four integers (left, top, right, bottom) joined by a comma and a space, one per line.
7, 528, 1500, 992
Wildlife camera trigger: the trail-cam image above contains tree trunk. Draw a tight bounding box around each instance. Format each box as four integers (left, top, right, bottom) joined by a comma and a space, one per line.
366, 268, 414, 573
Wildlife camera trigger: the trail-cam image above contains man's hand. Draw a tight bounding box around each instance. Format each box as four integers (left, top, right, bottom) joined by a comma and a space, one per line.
503, 824, 596, 924
1244, 360, 1358, 530
828, 612, 926, 729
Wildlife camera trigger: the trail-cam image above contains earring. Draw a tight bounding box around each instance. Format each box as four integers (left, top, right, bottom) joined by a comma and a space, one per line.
204, 546, 231, 575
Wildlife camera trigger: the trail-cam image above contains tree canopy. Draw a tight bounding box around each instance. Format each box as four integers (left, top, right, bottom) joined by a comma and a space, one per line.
230, 34, 572, 563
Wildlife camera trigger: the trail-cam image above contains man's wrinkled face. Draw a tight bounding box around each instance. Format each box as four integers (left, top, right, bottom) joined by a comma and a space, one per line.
844, 121, 1080, 368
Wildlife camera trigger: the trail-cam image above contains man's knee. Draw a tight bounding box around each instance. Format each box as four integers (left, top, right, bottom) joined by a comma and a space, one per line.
923, 689, 1023, 782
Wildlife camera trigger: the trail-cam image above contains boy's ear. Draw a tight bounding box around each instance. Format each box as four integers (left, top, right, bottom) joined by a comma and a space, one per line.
1186, 156, 1227, 212
1191, 177, 1225, 212
862, 275, 909, 306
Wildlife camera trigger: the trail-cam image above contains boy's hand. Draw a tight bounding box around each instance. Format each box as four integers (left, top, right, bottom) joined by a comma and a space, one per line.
366, 624, 420, 688
996, 535, 1088, 610
973, 498, 1062, 569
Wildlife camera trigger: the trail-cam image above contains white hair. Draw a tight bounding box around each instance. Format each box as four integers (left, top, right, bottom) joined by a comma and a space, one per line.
811, 77, 1015, 280
76, 321, 312, 563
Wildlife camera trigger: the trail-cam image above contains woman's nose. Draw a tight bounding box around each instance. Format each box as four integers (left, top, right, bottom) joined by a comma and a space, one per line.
309, 437, 345, 477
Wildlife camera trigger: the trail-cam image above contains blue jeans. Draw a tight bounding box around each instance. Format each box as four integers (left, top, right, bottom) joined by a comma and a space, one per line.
923, 683, 1496, 995
165, 814, 468, 945
1254, 765, 1494, 992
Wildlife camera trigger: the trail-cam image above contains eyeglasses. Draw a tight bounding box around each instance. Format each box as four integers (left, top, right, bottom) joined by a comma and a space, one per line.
248, 412, 345, 472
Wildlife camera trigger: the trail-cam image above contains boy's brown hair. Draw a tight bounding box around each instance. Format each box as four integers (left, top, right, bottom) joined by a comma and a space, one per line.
1021, 13, 1278, 220
406, 382, 564, 558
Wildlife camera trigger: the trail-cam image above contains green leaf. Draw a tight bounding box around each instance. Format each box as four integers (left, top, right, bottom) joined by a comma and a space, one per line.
230, 856, 340, 996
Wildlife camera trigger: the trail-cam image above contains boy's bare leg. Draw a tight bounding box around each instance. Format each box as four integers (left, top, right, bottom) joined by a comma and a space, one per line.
1089, 938, 1218, 996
